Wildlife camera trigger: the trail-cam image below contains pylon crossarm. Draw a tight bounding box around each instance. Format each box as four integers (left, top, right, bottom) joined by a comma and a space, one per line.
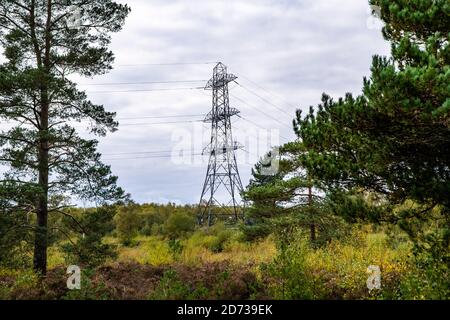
203, 108, 240, 122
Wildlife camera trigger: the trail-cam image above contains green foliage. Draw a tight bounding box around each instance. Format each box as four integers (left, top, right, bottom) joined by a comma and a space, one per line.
293, 0, 450, 276
163, 211, 196, 240
63, 268, 111, 300
0, 207, 33, 269
261, 230, 317, 299
112, 203, 198, 242
61, 206, 117, 267
0, 0, 130, 273
242, 150, 350, 245
400, 249, 450, 300
241, 154, 294, 241
243, 153, 304, 240
182, 223, 236, 254
148, 269, 209, 300
0, 269, 39, 300
205, 223, 235, 253
114, 205, 141, 246
168, 239, 184, 256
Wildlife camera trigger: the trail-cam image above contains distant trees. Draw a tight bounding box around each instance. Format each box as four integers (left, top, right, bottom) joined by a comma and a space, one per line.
164, 212, 196, 240
0, 0, 130, 274
113, 203, 198, 245
114, 205, 141, 245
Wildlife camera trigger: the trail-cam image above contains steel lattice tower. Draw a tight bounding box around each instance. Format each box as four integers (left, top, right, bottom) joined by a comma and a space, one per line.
198, 62, 244, 226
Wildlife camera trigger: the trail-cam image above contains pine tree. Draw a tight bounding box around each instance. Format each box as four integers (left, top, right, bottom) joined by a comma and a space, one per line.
294, 0, 449, 261
242, 148, 343, 244
241, 154, 286, 241
0, 0, 130, 274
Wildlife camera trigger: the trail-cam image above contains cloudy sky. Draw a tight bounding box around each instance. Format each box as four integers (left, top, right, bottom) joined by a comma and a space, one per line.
3, 0, 391, 205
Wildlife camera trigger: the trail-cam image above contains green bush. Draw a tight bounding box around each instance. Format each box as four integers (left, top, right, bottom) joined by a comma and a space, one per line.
0, 209, 34, 269
148, 269, 209, 300
261, 230, 319, 299
168, 239, 184, 256
399, 250, 450, 300
63, 268, 110, 300
163, 212, 196, 239
114, 206, 141, 245
207, 224, 235, 253
62, 206, 117, 267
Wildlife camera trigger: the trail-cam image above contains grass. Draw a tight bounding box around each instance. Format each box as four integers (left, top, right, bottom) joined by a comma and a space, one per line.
180, 233, 276, 266
303, 230, 411, 298
47, 246, 66, 269
117, 236, 174, 266
103, 233, 276, 267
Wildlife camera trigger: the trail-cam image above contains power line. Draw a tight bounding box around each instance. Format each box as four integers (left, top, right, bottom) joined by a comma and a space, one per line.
115, 62, 218, 67
235, 82, 293, 118
79, 80, 208, 86
103, 150, 173, 156
103, 153, 203, 161
230, 92, 291, 129
73, 119, 202, 129
237, 73, 299, 110
119, 120, 203, 126
236, 115, 291, 143
117, 114, 204, 120
87, 87, 204, 94
76, 114, 204, 122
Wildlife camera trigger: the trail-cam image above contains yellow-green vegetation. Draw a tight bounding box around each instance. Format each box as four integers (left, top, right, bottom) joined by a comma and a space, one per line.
2, 222, 447, 300
2, 201, 447, 301
117, 236, 174, 266
47, 247, 66, 269
109, 229, 276, 267
178, 229, 276, 266
304, 230, 410, 298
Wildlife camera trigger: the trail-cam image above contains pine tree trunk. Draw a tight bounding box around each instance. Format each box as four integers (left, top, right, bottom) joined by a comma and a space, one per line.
310, 223, 316, 242
34, 96, 49, 275
33, 0, 52, 275
33, 197, 48, 275
308, 185, 316, 242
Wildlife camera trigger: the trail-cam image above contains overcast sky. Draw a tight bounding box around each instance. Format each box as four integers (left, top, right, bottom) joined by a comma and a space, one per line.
2, 0, 390, 205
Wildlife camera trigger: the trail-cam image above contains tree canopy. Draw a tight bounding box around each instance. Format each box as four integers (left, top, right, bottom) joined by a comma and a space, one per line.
293, 0, 449, 262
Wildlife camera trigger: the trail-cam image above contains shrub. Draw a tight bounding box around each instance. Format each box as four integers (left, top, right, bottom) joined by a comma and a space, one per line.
0, 209, 33, 269
62, 268, 110, 300
135, 237, 174, 266
62, 206, 117, 267
114, 206, 141, 245
399, 250, 450, 300
148, 269, 209, 300
149, 263, 263, 300
206, 223, 235, 253
261, 230, 317, 299
163, 212, 196, 239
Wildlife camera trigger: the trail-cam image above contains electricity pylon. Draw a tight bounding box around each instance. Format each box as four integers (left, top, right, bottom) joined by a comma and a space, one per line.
198, 62, 244, 226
